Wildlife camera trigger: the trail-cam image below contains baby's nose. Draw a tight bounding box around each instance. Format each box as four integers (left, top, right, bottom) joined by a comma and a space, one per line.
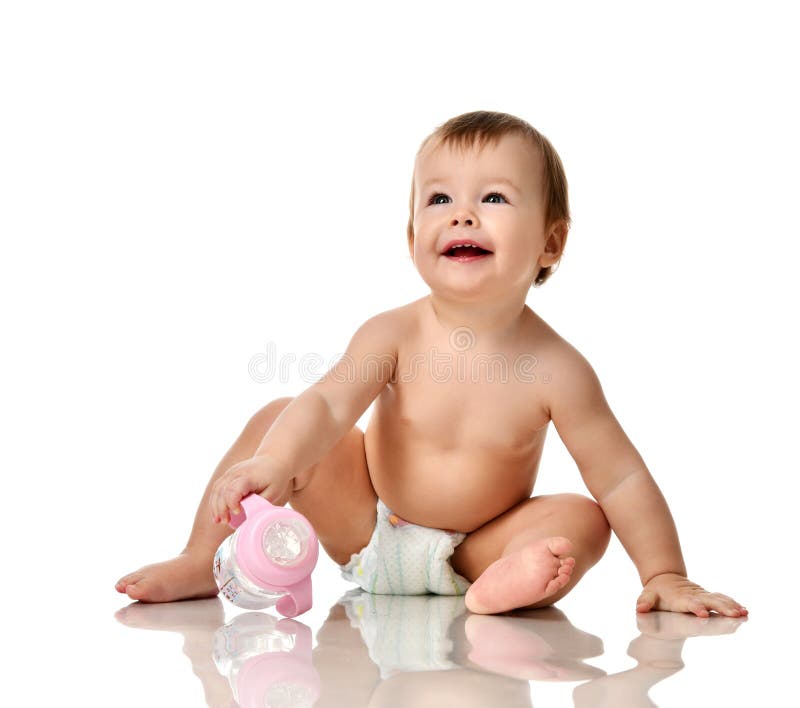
450, 216, 474, 226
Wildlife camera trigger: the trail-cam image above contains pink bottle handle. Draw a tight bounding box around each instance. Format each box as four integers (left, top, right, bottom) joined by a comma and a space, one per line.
275, 575, 313, 617
229, 493, 273, 529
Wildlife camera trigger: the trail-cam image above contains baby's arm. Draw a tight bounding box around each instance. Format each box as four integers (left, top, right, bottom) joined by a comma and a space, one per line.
548, 345, 747, 617
209, 311, 398, 525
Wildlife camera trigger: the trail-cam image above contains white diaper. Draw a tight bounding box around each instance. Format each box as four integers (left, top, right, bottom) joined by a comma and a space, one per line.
339, 499, 472, 596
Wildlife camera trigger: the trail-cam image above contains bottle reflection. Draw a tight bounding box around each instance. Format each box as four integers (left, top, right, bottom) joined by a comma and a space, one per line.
213, 612, 320, 707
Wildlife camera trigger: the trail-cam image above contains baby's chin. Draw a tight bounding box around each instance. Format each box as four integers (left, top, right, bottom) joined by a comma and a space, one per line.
423, 272, 520, 303
426, 282, 498, 303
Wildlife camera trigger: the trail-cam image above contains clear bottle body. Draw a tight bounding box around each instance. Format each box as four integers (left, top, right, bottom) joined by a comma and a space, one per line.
213, 532, 287, 610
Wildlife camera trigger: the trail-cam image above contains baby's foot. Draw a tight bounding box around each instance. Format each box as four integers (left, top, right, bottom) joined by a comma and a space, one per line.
464, 536, 575, 615
115, 553, 219, 603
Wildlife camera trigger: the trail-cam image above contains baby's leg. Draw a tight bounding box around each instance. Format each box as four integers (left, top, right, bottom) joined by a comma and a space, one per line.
116, 396, 377, 602
450, 494, 611, 615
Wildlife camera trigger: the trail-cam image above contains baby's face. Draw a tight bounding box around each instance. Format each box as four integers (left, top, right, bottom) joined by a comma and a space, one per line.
411, 133, 557, 301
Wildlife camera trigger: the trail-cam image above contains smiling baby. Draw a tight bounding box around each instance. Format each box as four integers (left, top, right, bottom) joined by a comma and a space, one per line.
116, 110, 747, 619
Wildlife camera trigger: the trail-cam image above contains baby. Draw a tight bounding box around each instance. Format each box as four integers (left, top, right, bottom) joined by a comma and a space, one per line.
116, 110, 747, 618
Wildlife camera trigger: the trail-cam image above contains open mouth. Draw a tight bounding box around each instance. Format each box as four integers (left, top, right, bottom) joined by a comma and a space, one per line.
444, 245, 493, 261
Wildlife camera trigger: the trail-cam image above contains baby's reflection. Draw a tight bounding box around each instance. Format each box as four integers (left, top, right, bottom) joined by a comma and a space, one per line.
115, 591, 746, 707
572, 610, 747, 708
303, 591, 525, 707
314, 590, 604, 707
115, 598, 233, 707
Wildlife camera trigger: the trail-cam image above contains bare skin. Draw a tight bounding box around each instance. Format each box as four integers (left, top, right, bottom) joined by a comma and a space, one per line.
117, 133, 747, 617
116, 300, 603, 609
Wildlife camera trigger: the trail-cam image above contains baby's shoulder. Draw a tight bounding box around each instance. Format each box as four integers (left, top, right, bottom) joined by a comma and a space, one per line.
523, 310, 606, 418
371, 297, 426, 339
349, 301, 416, 356
367, 300, 418, 335
524, 308, 578, 353
523, 309, 598, 380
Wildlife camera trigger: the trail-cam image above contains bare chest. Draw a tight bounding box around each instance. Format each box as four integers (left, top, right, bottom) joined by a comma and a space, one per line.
390, 344, 551, 453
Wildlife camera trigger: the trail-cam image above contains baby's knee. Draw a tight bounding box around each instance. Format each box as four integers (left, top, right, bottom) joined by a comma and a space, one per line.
245, 396, 295, 437
561, 493, 610, 541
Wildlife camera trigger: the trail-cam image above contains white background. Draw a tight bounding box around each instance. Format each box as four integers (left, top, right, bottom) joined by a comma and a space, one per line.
1, 1, 797, 705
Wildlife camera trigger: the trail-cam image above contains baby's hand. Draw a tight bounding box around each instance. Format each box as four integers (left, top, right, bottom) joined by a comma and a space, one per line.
636, 572, 748, 618
209, 455, 293, 526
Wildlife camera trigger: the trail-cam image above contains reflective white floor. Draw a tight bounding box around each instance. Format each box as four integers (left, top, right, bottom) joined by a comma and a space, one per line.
80, 543, 784, 708
112, 594, 741, 708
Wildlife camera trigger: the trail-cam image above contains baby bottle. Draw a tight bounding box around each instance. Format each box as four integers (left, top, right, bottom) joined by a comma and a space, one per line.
213, 493, 319, 617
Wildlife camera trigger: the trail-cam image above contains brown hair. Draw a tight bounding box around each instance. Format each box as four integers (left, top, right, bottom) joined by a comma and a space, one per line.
407, 110, 571, 287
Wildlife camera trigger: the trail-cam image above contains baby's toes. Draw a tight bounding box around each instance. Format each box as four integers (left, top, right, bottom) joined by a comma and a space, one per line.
125, 574, 163, 601
125, 580, 147, 600
116, 571, 142, 593
557, 559, 574, 578
546, 536, 574, 557
545, 567, 572, 595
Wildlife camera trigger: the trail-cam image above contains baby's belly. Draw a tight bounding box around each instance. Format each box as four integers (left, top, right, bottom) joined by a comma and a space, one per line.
363, 425, 542, 533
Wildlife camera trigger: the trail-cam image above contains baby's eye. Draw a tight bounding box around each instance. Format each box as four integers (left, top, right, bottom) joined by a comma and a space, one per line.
484, 192, 508, 204
426, 192, 509, 206
428, 193, 450, 205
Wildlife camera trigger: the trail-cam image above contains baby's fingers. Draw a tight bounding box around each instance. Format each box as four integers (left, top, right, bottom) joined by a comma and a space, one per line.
636, 589, 658, 613
210, 476, 235, 524
210, 485, 224, 524
223, 481, 251, 518
695, 592, 748, 617
686, 597, 712, 618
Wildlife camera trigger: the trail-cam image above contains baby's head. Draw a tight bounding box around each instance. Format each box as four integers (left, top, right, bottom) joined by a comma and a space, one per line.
407, 110, 571, 289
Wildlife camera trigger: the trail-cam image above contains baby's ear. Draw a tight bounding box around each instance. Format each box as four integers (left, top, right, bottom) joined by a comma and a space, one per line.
539, 221, 569, 268
407, 233, 416, 263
